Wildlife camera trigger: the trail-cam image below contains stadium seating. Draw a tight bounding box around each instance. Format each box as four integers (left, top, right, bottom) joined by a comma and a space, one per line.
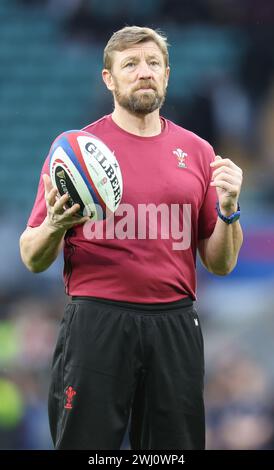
0, 2, 246, 215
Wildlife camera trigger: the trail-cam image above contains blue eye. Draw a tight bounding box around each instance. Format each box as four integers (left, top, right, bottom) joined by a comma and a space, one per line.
150, 61, 160, 66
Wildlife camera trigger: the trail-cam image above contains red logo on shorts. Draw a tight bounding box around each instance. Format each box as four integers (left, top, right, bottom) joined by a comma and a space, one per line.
64, 386, 76, 409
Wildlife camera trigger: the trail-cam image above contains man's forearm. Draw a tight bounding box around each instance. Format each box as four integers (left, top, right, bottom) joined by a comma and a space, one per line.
201, 219, 243, 276
20, 219, 66, 273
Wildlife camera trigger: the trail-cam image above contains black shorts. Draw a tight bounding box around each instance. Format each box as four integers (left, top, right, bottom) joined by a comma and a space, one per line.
48, 296, 205, 450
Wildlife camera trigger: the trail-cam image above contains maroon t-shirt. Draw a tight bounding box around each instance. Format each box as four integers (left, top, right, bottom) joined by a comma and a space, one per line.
28, 114, 217, 302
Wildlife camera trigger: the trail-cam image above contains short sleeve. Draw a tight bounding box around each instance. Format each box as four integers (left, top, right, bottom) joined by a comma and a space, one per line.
27, 156, 50, 227
198, 146, 218, 240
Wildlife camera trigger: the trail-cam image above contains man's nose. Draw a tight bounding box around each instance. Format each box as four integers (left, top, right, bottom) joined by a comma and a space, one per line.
137, 61, 153, 79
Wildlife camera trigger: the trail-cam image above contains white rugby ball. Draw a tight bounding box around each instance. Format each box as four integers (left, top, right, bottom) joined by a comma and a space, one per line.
49, 130, 123, 220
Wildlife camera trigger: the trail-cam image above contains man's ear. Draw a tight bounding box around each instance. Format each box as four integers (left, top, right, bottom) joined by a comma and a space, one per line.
165, 66, 170, 88
102, 69, 115, 91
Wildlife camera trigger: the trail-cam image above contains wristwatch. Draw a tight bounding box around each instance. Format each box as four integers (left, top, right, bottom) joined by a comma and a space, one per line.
216, 201, 240, 224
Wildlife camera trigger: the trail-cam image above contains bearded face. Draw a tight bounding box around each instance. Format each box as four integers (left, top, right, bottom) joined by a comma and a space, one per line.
104, 41, 169, 116
112, 76, 167, 115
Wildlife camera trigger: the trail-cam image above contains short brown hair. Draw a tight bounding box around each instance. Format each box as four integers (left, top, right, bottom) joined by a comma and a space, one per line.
103, 26, 169, 70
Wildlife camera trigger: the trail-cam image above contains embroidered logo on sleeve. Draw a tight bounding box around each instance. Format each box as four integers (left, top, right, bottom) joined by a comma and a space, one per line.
64, 386, 77, 409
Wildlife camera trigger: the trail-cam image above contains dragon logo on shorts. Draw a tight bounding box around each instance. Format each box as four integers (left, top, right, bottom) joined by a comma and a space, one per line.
173, 148, 188, 168
64, 386, 77, 409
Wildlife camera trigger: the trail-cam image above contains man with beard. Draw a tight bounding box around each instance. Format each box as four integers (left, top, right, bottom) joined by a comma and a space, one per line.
20, 26, 243, 450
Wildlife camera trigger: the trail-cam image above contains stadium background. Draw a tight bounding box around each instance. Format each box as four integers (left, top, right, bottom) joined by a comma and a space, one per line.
1, 0, 274, 449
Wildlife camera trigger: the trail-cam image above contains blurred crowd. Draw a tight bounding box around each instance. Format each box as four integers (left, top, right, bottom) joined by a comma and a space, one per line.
205, 353, 274, 449
1, 0, 274, 449
17, 0, 274, 208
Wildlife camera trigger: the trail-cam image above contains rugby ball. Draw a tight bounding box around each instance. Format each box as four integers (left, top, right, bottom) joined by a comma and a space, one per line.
49, 130, 123, 220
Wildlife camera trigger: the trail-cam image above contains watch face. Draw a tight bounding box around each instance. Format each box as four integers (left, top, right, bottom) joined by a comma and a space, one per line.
227, 213, 240, 224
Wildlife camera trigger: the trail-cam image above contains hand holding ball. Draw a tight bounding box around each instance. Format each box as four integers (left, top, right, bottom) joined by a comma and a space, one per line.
49, 130, 123, 220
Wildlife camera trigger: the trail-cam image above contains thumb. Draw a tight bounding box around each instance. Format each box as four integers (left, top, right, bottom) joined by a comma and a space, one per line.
210, 154, 223, 167
42, 173, 53, 195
